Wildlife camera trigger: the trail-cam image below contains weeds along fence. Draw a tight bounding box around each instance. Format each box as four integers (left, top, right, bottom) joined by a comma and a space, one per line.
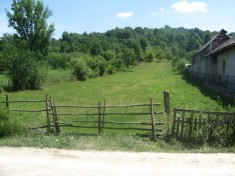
49, 98, 164, 140
0, 94, 51, 132
172, 108, 235, 144
0, 94, 164, 139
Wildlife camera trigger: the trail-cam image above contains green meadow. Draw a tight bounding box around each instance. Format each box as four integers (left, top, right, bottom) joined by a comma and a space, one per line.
0, 62, 234, 152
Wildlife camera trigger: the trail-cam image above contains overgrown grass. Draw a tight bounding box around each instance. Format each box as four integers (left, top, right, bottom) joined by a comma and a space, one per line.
0, 62, 234, 152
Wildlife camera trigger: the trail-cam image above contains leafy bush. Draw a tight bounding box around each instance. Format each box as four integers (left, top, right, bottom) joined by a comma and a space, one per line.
106, 64, 116, 74
0, 110, 24, 137
109, 59, 124, 71
8, 51, 46, 91
47, 53, 70, 69
174, 58, 189, 73
89, 55, 107, 77
144, 51, 154, 62
71, 58, 91, 81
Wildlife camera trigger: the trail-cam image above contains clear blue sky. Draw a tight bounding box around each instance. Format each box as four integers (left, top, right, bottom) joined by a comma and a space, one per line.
0, 0, 234, 39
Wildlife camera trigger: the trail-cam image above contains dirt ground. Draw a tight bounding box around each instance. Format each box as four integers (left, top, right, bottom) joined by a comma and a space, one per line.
0, 147, 235, 176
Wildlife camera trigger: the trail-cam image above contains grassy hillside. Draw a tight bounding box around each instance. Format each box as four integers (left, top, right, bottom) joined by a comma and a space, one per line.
0, 61, 234, 152
2, 61, 232, 110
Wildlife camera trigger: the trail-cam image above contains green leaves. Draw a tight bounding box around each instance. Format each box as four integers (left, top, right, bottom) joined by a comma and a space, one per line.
6, 0, 55, 56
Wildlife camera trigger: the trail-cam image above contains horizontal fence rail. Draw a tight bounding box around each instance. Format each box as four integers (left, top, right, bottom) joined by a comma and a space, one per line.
0, 94, 51, 132
49, 98, 164, 140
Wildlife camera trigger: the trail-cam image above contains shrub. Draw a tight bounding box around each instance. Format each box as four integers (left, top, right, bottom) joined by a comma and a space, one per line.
47, 53, 69, 69
106, 64, 116, 75
144, 52, 154, 62
8, 51, 46, 91
174, 58, 189, 73
109, 59, 124, 71
71, 58, 90, 81
0, 110, 24, 137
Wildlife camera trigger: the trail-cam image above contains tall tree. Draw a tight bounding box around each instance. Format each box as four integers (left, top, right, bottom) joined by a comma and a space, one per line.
6, 0, 55, 57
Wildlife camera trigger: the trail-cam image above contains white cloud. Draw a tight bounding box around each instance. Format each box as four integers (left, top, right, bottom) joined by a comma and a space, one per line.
159, 7, 170, 14
171, 0, 207, 14
116, 11, 133, 19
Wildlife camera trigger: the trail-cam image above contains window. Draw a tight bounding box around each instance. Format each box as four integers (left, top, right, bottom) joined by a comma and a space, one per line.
222, 60, 225, 74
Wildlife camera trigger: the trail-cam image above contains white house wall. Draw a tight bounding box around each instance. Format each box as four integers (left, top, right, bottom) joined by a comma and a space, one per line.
217, 48, 235, 76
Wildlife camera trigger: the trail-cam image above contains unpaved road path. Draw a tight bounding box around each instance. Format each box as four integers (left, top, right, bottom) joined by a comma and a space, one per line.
1, 147, 235, 176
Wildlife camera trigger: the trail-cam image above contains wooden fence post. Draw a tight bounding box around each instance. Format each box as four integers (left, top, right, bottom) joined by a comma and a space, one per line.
180, 110, 185, 139
102, 99, 106, 134
172, 108, 176, 137
51, 97, 60, 135
6, 94, 9, 111
164, 91, 170, 114
150, 98, 156, 140
164, 91, 170, 135
188, 112, 194, 141
45, 94, 51, 133
98, 101, 102, 135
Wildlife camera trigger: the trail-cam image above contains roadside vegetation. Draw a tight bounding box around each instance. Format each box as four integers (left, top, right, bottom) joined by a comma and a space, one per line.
0, 62, 234, 152
0, 0, 234, 152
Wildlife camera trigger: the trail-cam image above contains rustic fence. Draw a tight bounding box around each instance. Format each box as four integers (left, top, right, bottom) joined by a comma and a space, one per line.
172, 108, 235, 143
0, 94, 51, 132
49, 98, 164, 140
0, 94, 165, 139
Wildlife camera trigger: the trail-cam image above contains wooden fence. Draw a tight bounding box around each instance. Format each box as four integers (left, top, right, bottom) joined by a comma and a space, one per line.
0, 94, 51, 132
172, 108, 235, 141
0, 95, 165, 139
49, 98, 164, 140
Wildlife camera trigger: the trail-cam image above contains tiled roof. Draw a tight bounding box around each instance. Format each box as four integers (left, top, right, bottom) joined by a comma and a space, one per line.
196, 29, 227, 54
209, 37, 235, 55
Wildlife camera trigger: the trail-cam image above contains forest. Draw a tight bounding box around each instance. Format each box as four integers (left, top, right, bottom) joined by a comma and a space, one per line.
0, 0, 234, 91
0, 25, 224, 89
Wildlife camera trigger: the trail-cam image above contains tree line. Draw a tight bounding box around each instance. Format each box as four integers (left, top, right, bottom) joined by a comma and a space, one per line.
1, 0, 234, 91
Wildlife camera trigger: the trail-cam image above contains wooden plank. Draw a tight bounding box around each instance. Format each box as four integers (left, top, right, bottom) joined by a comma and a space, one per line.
0, 100, 45, 103
188, 112, 194, 141
176, 117, 180, 137
172, 109, 177, 137
150, 98, 156, 140
50, 103, 161, 108
174, 108, 234, 115
9, 109, 47, 113
98, 102, 101, 135
102, 99, 106, 134
180, 110, 185, 139
54, 112, 163, 116
194, 118, 198, 135
45, 94, 51, 133
52, 98, 60, 135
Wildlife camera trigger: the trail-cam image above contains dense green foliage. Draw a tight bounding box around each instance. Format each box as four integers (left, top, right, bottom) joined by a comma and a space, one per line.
0, 0, 234, 89
6, 0, 55, 56
0, 0, 54, 91
0, 110, 24, 137
45, 26, 221, 79
49, 26, 217, 67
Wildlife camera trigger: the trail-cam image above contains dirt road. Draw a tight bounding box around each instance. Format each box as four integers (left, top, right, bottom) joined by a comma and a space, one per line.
0, 147, 235, 176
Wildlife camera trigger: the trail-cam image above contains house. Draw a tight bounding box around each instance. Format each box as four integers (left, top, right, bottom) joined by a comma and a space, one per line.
191, 29, 235, 94
191, 29, 230, 78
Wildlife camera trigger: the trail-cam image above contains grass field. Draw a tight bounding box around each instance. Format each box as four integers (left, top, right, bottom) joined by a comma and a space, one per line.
0, 61, 234, 152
